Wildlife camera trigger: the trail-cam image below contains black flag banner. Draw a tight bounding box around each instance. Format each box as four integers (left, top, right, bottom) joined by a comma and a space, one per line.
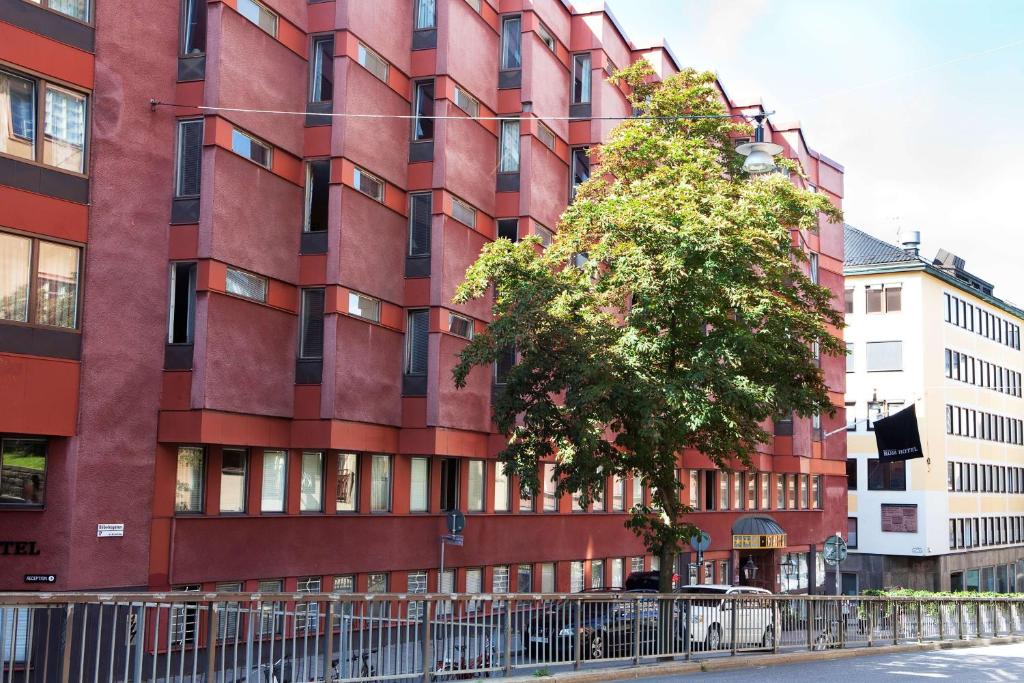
874, 404, 924, 462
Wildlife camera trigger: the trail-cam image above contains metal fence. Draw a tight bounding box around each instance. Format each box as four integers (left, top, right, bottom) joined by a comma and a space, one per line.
3, 591, 1023, 682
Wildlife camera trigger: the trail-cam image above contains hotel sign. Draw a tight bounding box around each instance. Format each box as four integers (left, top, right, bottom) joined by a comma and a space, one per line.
732, 534, 787, 550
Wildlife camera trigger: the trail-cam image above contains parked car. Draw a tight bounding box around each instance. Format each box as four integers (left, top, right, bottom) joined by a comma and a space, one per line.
674, 585, 774, 650
521, 588, 660, 660
623, 571, 682, 591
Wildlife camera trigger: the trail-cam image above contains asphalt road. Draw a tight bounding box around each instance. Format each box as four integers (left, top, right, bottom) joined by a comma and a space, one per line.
618, 642, 1024, 682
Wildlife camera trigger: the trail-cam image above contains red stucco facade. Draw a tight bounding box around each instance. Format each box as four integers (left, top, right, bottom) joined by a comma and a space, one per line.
0, 0, 845, 596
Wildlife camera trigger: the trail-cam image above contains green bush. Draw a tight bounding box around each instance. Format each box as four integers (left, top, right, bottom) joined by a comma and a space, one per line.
861, 588, 1018, 598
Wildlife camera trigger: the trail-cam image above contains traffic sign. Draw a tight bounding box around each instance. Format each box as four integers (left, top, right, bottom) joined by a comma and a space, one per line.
689, 532, 711, 553
823, 534, 848, 565
446, 511, 466, 534
441, 534, 464, 547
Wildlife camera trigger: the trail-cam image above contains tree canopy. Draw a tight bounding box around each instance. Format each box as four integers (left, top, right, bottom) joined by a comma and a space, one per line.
453, 62, 844, 591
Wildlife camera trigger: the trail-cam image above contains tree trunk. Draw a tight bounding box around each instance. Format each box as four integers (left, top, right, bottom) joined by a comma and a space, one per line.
658, 545, 675, 593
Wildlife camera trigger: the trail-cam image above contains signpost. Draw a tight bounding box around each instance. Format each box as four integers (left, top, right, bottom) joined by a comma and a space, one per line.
823, 533, 848, 596
689, 532, 711, 580
439, 512, 467, 591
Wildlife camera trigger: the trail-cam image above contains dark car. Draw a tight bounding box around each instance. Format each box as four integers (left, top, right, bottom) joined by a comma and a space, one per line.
624, 571, 680, 591
521, 588, 659, 660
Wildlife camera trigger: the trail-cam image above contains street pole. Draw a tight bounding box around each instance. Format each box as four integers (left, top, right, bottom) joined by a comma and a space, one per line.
439, 537, 446, 592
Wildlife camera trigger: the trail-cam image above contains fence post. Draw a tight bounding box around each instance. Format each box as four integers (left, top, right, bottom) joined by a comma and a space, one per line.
684, 599, 692, 661
916, 601, 923, 642
957, 601, 964, 640
806, 600, 814, 651
730, 596, 738, 656
977, 601, 982, 639
132, 604, 146, 683
892, 600, 898, 646
207, 602, 219, 682
632, 596, 641, 664
938, 601, 945, 642
421, 599, 432, 683
867, 598, 874, 647
60, 604, 74, 683
504, 600, 513, 676
573, 599, 582, 671
772, 599, 780, 654
324, 602, 335, 683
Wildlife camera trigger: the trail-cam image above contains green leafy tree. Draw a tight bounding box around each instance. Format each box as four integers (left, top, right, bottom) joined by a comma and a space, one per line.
453, 62, 843, 593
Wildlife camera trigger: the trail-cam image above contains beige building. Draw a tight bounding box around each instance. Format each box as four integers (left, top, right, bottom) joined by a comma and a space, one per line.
844, 226, 1024, 592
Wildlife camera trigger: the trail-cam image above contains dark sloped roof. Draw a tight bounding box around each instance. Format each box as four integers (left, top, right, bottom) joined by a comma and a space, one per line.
731, 516, 786, 535
844, 225, 921, 267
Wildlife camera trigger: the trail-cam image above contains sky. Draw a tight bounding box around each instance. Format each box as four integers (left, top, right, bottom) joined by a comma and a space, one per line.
605, 0, 1024, 305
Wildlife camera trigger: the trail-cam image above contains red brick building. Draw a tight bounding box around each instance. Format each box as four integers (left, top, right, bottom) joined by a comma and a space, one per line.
0, 0, 846, 597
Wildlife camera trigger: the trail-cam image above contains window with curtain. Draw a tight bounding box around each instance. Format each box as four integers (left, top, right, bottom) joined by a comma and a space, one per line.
44, 85, 86, 173
572, 53, 591, 103
261, 450, 286, 512
181, 0, 207, 55
415, 0, 435, 29
499, 119, 519, 172
34, 240, 79, 328
500, 16, 522, 69
300, 451, 323, 511
0, 233, 31, 323
370, 454, 391, 512
175, 447, 204, 512
540, 563, 555, 592
570, 561, 584, 592
336, 452, 358, 511
413, 80, 435, 141
468, 460, 484, 511
41, 0, 90, 21
612, 476, 624, 511
494, 462, 510, 512
310, 35, 334, 102
866, 340, 903, 371
410, 457, 429, 512
1, 71, 35, 161
543, 463, 557, 511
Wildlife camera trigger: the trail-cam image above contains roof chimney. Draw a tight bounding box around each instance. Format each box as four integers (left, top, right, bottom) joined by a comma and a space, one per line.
901, 230, 921, 256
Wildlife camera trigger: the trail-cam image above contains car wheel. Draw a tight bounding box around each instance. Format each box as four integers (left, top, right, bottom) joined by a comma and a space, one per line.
588, 633, 606, 659
705, 625, 722, 651
761, 626, 775, 649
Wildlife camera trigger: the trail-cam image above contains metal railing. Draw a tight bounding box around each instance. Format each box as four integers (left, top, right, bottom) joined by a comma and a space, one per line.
2, 591, 1023, 682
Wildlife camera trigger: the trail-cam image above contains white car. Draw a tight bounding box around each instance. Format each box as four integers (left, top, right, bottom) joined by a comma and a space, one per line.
675, 585, 774, 650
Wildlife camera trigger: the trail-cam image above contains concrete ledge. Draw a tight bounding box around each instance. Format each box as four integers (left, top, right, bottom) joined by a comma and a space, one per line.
504, 635, 1024, 682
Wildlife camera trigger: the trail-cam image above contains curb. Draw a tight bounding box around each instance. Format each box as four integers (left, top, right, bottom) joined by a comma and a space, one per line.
502, 635, 1024, 682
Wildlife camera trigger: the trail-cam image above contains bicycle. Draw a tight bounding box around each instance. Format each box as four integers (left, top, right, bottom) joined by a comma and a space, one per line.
433, 637, 495, 680
347, 650, 377, 679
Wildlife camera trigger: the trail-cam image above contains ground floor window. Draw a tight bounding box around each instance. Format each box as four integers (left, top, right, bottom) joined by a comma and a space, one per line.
0, 438, 46, 506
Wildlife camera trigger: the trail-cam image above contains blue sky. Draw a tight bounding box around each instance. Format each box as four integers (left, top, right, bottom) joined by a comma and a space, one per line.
605, 0, 1024, 304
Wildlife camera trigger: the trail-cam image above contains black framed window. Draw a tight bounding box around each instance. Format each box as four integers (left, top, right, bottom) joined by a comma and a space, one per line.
408, 192, 432, 256
867, 459, 906, 491
572, 53, 591, 104
0, 438, 46, 507
304, 159, 330, 233
299, 288, 325, 359
570, 147, 590, 198
175, 446, 205, 513
181, 0, 207, 55
405, 309, 429, 375
846, 458, 857, 490
175, 119, 203, 198
310, 35, 334, 102
412, 80, 434, 141
500, 16, 522, 70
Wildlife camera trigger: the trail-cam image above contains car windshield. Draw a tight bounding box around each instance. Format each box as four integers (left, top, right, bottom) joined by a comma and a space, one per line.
675, 587, 727, 607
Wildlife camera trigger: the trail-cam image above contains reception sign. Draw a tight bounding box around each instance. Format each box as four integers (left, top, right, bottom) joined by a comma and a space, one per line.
732, 533, 787, 549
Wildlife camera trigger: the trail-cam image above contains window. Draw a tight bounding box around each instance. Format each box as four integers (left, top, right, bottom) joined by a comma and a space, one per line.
412, 80, 434, 141
237, 0, 277, 35
572, 53, 591, 104
448, 313, 473, 339
181, 0, 207, 54
543, 463, 557, 511
348, 292, 381, 322
866, 341, 903, 372
357, 43, 389, 82
453, 87, 480, 117
718, 472, 729, 510
451, 198, 477, 228
812, 475, 822, 509
499, 119, 520, 173
215, 582, 242, 642
847, 518, 858, 548
467, 459, 484, 512
500, 16, 522, 70
865, 284, 900, 313
440, 458, 459, 512
33, 0, 90, 21
591, 560, 604, 588
1, 70, 87, 174
175, 446, 204, 512
414, 0, 435, 29
632, 475, 643, 507
0, 439, 46, 507
310, 35, 334, 102
407, 570, 428, 617
300, 451, 323, 512
299, 288, 325, 359
405, 309, 429, 376
333, 450, 358, 509
846, 458, 857, 490
537, 124, 556, 150
295, 577, 321, 632
370, 454, 391, 512
304, 159, 330, 233
534, 224, 553, 248
535, 22, 556, 52
169, 585, 200, 646
408, 192, 432, 257
261, 450, 286, 512
612, 476, 624, 511
256, 579, 283, 635
571, 147, 590, 198
175, 119, 203, 197
220, 449, 247, 513
410, 457, 429, 512
570, 561, 584, 592
225, 267, 267, 303
492, 565, 510, 593
517, 564, 533, 592
353, 166, 384, 201
809, 253, 819, 284
540, 563, 555, 592
1, 232, 81, 329
465, 568, 482, 608
230, 128, 271, 168
167, 262, 197, 343
867, 459, 906, 491
844, 287, 854, 314
494, 462, 510, 512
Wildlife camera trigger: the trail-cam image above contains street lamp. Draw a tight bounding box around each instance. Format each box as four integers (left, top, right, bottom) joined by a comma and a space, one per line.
781, 553, 797, 593
736, 113, 783, 174
742, 556, 758, 583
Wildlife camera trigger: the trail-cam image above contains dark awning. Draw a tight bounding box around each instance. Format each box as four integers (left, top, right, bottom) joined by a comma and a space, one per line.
731, 516, 785, 536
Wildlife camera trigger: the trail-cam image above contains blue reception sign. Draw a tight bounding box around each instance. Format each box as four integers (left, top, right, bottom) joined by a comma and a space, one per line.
689, 532, 711, 553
